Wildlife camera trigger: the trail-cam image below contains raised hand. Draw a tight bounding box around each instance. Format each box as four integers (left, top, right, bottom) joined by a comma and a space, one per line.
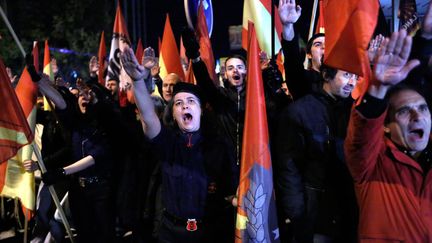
142, 47, 157, 69
278, 0, 302, 25
368, 34, 385, 64
89, 56, 99, 77
120, 47, 147, 81
372, 30, 420, 86
181, 27, 200, 59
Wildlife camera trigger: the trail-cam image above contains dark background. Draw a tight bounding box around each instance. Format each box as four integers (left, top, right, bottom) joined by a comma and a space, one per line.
0, 0, 318, 80
0, 0, 398, 81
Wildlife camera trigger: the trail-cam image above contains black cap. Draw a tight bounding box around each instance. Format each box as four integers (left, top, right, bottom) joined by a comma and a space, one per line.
172, 82, 204, 104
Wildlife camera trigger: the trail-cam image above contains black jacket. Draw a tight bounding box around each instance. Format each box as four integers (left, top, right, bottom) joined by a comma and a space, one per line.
281, 32, 322, 100
274, 90, 357, 242
192, 60, 245, 169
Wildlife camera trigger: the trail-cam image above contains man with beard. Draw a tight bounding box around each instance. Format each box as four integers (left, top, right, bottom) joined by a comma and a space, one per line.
275, 64, 359, 242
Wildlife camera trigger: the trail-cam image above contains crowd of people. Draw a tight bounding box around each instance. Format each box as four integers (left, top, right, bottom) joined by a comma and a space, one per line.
2, 0, 432, 242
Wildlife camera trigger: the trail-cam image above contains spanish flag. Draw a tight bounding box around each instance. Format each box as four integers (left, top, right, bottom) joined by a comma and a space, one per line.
0, 58, 37, 214
242, 0, 283, 55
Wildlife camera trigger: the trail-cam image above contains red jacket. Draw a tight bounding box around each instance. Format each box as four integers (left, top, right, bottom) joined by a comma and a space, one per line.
344, 108, 432, 242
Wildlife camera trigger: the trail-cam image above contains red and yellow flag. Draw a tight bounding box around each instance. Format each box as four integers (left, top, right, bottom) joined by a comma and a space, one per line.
0, 61, 34, 164
98, 31, 106, 86
0, 58, 38, 213
235, 22, 279, 243
242, 0, 283, 55
159, 14, 185, 81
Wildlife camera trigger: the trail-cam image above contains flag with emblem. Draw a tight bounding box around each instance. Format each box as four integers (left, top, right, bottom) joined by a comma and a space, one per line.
235, 22, 279, 243
107, 1, 131, 107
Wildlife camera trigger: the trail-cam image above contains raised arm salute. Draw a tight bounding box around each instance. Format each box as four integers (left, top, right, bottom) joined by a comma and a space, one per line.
344, 29, 432, 242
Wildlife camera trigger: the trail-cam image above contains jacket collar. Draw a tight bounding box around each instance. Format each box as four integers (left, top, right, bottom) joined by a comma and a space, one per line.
385, 137, 424, 173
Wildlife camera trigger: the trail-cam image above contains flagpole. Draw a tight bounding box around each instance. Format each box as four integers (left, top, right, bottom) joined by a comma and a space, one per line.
23, 209, 28, 243
0, 5, 25, 57
304, 0, 319, 69
392, 0, 400, 32
32, 143, 75, 243
0, 5, 75, 242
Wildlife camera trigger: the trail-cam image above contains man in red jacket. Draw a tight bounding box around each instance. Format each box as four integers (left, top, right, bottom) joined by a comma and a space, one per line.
344, 27, 432, 242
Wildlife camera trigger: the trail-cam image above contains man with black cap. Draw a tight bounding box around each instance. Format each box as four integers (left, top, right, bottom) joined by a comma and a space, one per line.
121, 46, 236, 243
279, 0, 325, 99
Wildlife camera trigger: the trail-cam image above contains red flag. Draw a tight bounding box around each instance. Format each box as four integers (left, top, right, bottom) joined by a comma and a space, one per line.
242, 0, 283, 55
315, 0, 325, 34
98, 31, 106, 86
159, 14, 185, 80
235, 22, 279, 243
323, 0, 379, 77
42, 40, 54, 111
135, 38, 144, 65
0, 60, 34, 164
196, 1, 217, 84
184, 60, 196, 84
158, 37, 162, 54
180, 36, 188, 77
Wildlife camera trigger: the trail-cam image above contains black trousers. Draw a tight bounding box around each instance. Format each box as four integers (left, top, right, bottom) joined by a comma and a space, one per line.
69, 178, 115, 243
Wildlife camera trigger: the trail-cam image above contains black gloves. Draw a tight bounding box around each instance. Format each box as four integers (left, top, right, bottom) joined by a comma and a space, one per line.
42, 168, 66, 185
262, 60, 283, 93
181, 27, 200, 59
25, 54, 41, 82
